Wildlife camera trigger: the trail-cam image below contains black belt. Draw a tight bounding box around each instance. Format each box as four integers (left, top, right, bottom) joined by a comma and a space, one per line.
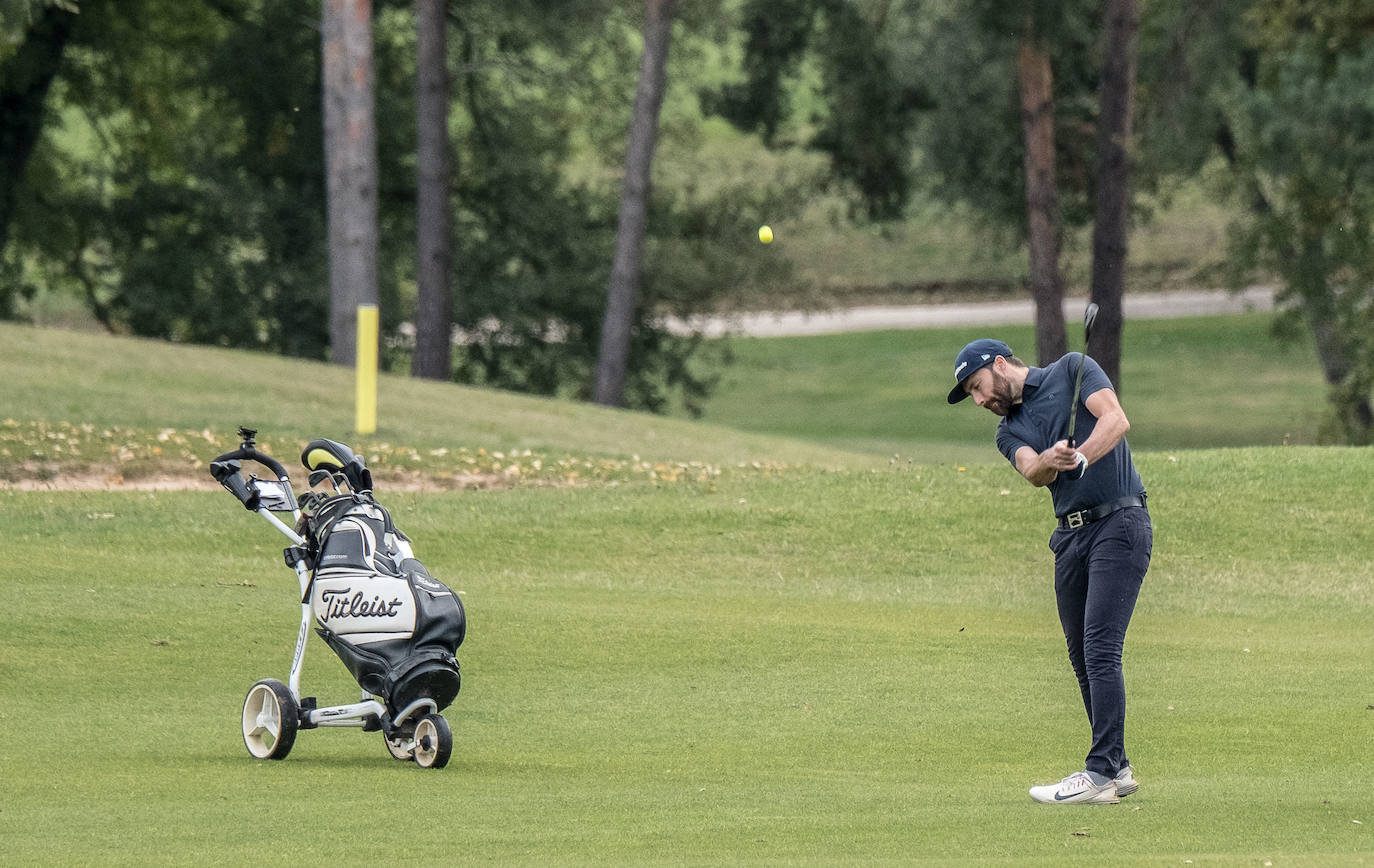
1058, 495, 1146, 530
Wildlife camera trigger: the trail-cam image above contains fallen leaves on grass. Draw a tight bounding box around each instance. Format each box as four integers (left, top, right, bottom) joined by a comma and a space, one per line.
0, 421, 794, 491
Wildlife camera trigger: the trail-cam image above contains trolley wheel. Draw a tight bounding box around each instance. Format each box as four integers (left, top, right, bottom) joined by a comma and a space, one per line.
383, 725, 415, 761
413, 714, 452, 769
241, 679, 299, 760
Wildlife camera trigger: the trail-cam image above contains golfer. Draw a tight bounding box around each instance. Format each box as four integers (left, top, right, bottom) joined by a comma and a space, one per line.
947, 338, 1151, 804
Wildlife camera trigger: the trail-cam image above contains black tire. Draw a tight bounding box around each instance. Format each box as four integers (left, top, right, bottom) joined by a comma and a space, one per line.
241, 679, 299, 760
413, 714, 452, 769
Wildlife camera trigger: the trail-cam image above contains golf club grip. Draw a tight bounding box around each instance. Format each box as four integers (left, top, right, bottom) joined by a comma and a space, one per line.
1066, 353, 1088, 449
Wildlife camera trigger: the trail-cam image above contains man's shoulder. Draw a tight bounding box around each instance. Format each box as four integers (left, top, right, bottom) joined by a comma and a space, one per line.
996, 411, 1029, 445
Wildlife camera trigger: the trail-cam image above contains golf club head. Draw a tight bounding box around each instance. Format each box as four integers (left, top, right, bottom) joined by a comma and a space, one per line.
1083, 302, 1099, 340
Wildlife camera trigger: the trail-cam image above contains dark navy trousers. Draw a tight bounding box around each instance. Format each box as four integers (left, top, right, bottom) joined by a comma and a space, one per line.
1048, 505, 1152, 777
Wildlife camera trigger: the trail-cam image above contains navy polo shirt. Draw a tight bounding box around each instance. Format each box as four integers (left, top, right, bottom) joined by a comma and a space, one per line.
995, 353, 1145, 516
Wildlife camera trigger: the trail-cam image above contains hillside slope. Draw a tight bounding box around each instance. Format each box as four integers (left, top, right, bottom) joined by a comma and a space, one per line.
0, 322, 881, 486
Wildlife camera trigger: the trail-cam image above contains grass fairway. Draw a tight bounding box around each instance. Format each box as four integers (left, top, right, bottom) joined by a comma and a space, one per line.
4, 448, 1372, 864
2, 322, 1371, 864
689, 313, 1327, 463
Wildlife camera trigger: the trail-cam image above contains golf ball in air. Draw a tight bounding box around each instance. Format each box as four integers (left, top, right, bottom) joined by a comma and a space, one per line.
758, 225, 774, 244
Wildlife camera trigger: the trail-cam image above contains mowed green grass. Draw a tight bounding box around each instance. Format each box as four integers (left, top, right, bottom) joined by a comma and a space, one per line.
4, 450, 1373, 864
2, 322, 1371, 864
689, 313, 1327, 463
0, 321, 879, 478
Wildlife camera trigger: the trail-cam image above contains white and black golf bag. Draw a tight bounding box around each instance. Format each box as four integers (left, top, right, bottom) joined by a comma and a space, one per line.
301, 491, 465, 719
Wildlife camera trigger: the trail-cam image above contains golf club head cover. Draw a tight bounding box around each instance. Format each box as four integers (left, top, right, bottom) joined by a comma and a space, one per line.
301, 438, 371, 492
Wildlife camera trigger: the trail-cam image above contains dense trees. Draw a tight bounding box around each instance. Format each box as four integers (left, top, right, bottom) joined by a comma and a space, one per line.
1, 1, 784, 412
2, 0, 1372, 437
1221, 1, 1374, 441
4, 0, 339, 355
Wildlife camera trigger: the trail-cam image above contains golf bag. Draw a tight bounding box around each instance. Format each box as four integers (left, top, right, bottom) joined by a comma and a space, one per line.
301, 491, 466, 719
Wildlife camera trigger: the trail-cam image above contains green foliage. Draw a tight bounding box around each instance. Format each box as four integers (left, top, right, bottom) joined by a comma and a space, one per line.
0, 0, 76, 46
2, 0, 814, 414
703, 0, 818, 144
808, 1, 930, 220
389, 6, 819, 415
6, 0, 338, 355
705, 0, 930, 220
1133, 0, 1252, 181
1221, 18, 1374, 442
911, 0, 1103, 233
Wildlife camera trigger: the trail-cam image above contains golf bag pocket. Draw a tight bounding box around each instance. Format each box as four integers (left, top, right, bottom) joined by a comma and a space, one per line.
311, 566, 464, 715
311, 571, 417, 646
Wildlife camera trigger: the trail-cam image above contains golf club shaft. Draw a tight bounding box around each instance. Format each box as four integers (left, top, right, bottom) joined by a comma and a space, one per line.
1067, 303, 1099, 449
1067, 356, 1087, 448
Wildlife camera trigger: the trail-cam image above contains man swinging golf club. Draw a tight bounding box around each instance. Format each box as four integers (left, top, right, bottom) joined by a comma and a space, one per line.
946, 304, 1152, 804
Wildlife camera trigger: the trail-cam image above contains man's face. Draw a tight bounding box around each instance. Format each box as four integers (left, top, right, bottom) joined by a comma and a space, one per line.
964, 362, 1016, 416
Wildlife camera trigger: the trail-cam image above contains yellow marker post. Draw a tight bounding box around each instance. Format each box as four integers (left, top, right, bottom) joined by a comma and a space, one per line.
355, 304, 378, 435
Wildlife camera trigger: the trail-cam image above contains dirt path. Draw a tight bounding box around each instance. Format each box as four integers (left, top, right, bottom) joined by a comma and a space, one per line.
665, 286, 1275, 339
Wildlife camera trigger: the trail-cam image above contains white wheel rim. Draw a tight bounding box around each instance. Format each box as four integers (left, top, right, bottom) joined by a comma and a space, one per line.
385, 735, 414, 760
242, 684, 283, 758
414, 718, 438, 767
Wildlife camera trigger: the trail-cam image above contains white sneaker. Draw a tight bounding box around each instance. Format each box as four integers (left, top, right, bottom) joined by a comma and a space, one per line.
1029, 771, 1119, 804
1114, 765, 1138, 797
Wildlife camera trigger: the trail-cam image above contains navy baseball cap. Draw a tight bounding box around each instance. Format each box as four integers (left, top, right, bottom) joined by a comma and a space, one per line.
946, 338, 1013, 404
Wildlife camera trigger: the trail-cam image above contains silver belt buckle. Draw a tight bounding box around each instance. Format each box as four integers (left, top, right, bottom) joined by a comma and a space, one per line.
1067, 511, 1085, 529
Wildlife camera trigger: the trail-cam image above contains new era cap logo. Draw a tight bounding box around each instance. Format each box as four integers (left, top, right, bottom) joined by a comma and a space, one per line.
955, 354, 993, 381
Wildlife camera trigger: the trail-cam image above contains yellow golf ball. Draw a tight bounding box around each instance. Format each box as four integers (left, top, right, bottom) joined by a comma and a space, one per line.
758, 225, 774, 244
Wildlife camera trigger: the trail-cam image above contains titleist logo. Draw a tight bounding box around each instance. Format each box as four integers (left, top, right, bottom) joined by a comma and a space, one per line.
319, 587, 405, 622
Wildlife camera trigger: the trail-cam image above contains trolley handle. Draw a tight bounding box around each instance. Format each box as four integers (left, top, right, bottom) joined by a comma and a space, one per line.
208, 427, 296, 511
210, 445, 290, 481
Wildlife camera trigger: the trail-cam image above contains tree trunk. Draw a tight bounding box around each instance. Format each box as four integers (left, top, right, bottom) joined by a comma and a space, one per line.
0, 5, 77, 251
1307, 293, 1374, 440
1016, 28, 1067, 365
1087, 0, 1140, 390
411, 0, 452, 381
322, 0, 380, 367
592, 0, 677, 407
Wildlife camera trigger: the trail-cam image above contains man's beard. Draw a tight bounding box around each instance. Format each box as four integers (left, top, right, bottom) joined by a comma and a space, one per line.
984, 370, 1017, 416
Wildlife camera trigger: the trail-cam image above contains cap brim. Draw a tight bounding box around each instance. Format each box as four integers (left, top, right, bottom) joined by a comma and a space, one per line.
946, 358, 994, 404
